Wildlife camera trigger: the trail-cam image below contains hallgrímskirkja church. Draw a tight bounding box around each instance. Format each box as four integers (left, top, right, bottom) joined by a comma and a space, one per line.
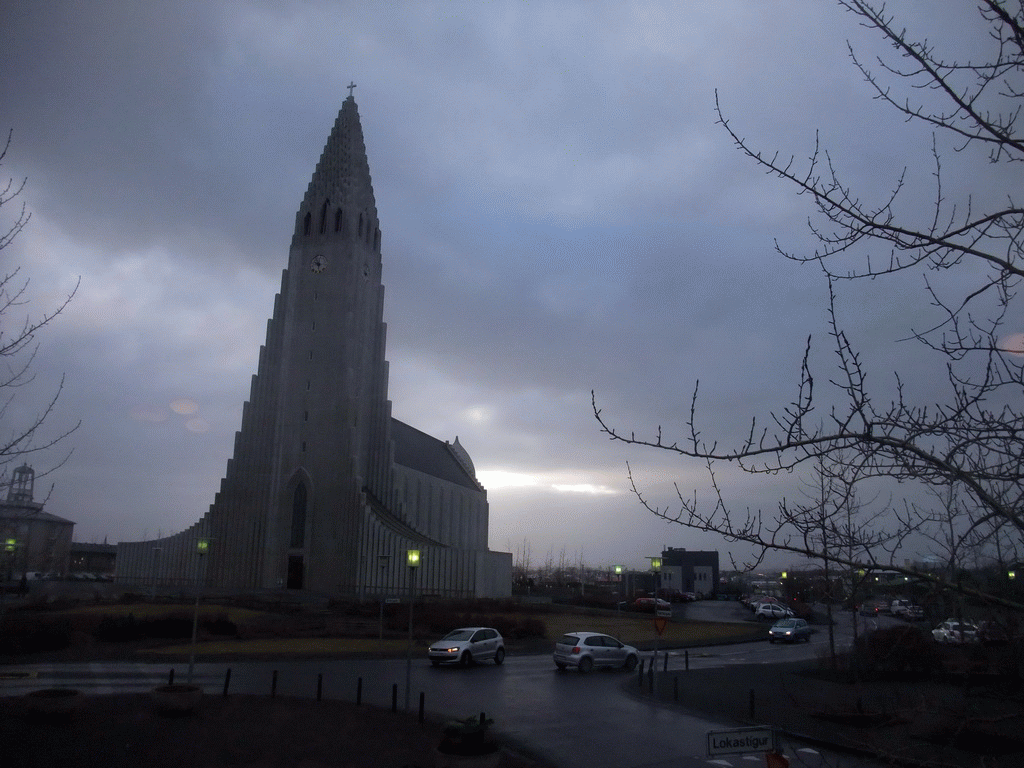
116, 93, 512, 598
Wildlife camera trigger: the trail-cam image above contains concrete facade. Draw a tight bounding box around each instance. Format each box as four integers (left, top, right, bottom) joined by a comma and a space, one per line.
116, 95, 511, 598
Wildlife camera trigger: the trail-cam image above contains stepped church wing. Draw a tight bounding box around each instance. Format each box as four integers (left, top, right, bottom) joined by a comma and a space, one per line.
116, 93, 512, 599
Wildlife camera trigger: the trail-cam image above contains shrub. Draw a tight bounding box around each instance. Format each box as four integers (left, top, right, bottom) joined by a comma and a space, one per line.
853, 625, 939, 676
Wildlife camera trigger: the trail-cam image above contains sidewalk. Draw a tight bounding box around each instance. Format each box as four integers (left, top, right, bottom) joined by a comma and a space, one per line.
638, 659, 1024, 768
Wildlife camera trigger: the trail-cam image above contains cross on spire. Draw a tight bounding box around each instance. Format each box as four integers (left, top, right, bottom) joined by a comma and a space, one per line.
347, 81, 357, 99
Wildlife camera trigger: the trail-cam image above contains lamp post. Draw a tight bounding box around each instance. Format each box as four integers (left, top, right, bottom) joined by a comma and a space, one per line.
649, 556, 662, 689
0, 538, 19, 633
187, 538, 210, 685
405, 549, 421, 711
378, 555, 390, 655
614, 565, 624, 613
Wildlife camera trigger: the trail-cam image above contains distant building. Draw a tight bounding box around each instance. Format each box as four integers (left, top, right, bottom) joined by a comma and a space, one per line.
659, 547, 719, 597
68, 542, 117, 576
0, 465, 74, 578
115, 92, 511, 598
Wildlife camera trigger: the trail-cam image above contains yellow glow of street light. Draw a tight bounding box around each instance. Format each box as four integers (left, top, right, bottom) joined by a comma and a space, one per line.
197, 539, 210, 555
649, 557, 661, 571
407, 549, 421, 568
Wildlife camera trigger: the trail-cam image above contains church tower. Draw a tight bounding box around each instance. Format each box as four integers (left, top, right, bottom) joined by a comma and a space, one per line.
115, 92, 512, 598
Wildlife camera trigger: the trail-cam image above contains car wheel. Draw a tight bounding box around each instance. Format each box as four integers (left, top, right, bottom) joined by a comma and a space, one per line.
494, 648, 505, 665
578, 656, 594, 674
460, 652, 472, 666
623, 654, 638, 672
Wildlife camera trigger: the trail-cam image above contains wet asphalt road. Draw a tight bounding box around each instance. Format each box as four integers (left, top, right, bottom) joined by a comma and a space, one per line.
2, 600, 901, 768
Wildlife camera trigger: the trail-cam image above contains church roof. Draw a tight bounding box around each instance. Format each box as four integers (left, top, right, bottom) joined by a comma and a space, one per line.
391, 418, 483, 492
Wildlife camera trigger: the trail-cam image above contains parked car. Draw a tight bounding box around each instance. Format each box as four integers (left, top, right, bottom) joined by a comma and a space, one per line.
931, 620, 979, 644
632, 597, 671, 612
858, 601, 885, 617
889, 599, 913, 617
768, 618, 811, 643
553, 632, 640, 673
904, 605, 926, 621
755, 602, 793, 620
427, 627, 505, 666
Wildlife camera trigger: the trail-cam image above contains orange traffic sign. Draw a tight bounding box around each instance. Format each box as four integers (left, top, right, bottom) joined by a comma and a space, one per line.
653, 616, 667, 636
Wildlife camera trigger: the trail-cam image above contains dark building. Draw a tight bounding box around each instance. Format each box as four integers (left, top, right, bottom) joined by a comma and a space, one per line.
660, 547, 719, 597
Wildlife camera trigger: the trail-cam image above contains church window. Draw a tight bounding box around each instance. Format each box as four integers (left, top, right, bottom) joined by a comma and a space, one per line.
303, 212, 311, 235
319, 199, 330, 234
290, 482, 307, 547
334, 207, 344, 233
374, 227, 380, 251
358, 213, 364, 237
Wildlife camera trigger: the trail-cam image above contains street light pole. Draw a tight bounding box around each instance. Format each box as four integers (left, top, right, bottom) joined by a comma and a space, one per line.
187, 538, 210, 685
405, 549, 421, 711
649, 556, 662, 692
378, 555, 390, 656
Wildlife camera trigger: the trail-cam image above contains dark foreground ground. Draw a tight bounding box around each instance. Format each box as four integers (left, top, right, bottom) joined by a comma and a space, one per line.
2, 661, 1022, 768
0, 691, 554, 768
656, 660, 1024, 768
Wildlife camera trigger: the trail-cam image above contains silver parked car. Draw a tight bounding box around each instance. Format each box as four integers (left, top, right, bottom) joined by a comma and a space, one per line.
553, 632, 640, 673
931, 620, 979, 644
428, 627, 505, 666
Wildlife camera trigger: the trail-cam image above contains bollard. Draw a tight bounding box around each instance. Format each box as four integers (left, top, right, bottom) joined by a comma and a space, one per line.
271, 669, 278, 698
673, 676, 678, 702
316, 673, 323, 701
356, 677, 362, 705
663, 653, 668, 673
418, 692, 425, 723
223, 668, 231, 697
647, 664, 653, 693
637, 657, 646, 686
168, 668, 175, 685
392, 683, 398, 713
749, 688, 755, 720
685, 649, 689, 670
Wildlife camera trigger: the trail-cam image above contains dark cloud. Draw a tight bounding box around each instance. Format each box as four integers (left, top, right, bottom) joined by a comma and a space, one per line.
0, 0, 989, 569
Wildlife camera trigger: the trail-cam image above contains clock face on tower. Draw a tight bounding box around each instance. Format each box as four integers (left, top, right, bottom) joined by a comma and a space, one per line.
311, 254, 328, 273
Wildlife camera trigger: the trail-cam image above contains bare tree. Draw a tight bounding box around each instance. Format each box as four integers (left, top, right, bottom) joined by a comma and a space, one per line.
594, 1, 1024, 612
0, 130, 79, 496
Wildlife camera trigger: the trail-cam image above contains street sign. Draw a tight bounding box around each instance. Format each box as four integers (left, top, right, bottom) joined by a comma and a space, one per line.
653, 616, 668, 636
706, 727, 777, 756
656, 607, 672, 618
385, 598, 401, 604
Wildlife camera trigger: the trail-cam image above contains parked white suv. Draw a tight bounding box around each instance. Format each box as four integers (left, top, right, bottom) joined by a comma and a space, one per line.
755, 602, 794, 620
889, 599, 913, 617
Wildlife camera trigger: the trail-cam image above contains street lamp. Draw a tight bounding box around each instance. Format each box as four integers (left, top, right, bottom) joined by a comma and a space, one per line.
614, 565, 624, 613
405, 549, 421, 711
649, 556, 662, 689
378, 555, 390, 654
187, 537, 210, 685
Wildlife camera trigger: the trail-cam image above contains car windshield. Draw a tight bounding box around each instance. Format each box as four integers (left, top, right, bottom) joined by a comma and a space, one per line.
443, 630, 474, 641
773, 620, 797, 628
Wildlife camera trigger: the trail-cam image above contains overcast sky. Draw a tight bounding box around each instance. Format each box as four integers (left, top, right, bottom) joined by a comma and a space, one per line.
0, 1, 999, 573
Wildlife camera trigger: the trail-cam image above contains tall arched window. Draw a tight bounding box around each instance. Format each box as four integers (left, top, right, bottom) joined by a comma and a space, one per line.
334, 207, 344, 233
290, 482, 307, 548
319, 199, 330, 234
303, 212, 311, 235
